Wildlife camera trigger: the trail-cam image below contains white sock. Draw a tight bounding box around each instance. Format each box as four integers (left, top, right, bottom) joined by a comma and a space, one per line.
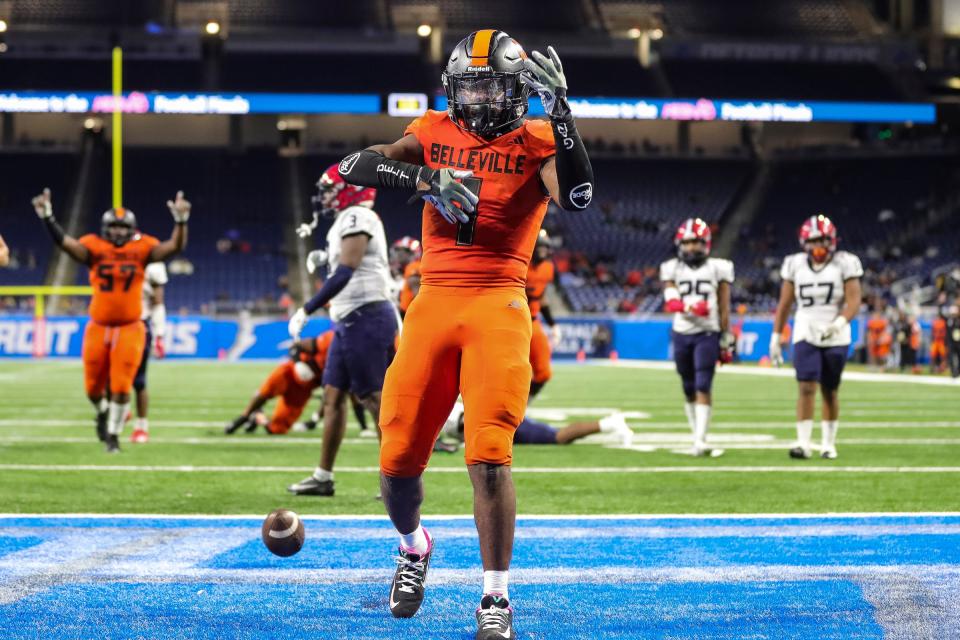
694, 403, 711, 445
312, 467, 333, 482
483, 570, 509, 599
135, 417, 148, 432
97, 397, 108, 413
399, 524, 429, 555
796, 419, 813, 450
107, 401, 129, 436
683, 402, 696, 434
822, 420, 838, 449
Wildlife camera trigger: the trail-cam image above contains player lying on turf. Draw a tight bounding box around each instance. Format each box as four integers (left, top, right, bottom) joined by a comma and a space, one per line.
527, 230, 561, 401
443, 403, 633, 447
225, 331, 334, 435
660, 218, 735, 457
336, 30, 593, 640
33, 188, 189, 453
287, 165, 399, 497
770, 215, 863, 460
128, 261, 168, 443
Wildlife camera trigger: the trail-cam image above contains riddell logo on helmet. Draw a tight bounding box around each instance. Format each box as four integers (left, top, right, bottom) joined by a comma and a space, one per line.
466, 65, 492, 72
569, 182, 593, 209
338, 152, 361, 175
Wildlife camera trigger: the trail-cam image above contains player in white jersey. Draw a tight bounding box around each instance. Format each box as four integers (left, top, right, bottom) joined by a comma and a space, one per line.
287, 164, 399, 496
129, 261, 168, 443
770, 215, 863, 460
660, 218, 735, 456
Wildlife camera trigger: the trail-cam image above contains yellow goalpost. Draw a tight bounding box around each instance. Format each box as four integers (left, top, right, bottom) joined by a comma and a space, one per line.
0, 286, 92, 357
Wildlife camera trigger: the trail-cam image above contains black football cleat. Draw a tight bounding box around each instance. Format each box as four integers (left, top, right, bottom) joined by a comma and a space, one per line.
104, 434, 120, 454
789, 446, 812, 460
95, 410, 108, 442
224, 415, 250, 435
287, 475, 335, 496
389, 531, 433, 618
476, 594, 516, 640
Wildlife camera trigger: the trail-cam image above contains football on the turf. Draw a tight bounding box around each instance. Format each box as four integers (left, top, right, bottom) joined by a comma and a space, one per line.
261, 508, 305, 557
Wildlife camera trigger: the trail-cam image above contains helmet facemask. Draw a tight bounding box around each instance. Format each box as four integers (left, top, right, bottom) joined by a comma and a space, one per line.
679, 239, 708, 267
443, 72, 528, 138
312, 176, 341, 219
804, 237, 832, 264
101, 209, 136, 247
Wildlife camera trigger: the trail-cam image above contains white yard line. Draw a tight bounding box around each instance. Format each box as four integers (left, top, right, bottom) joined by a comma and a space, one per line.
593, 359, 960, 387
2, 512, 958, 520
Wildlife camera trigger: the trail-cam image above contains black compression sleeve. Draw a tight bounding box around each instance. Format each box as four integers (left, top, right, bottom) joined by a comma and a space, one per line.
43, 216, 66, 247
337, 149, 429, 190
548, 105, 594, 211
540, 305, 555, 327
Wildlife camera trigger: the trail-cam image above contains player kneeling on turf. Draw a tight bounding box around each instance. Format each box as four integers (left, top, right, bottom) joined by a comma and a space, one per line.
660, 218, 734, 457
226, 331, 334, 436
444, 403, 633, 447
770, 215, 863, 460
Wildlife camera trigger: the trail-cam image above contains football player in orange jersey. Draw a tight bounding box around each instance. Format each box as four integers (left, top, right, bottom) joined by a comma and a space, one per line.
337, 30, 593, 638
526, 229, 560, 401
225, 331, 334, 435
33, 188, 189, 453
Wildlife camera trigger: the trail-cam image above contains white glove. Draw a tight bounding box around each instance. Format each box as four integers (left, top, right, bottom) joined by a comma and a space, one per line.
769, 332, 783, 367
166, 190, 191, 223
520, 46, 569, 119
297, 213, 320, 239
32, 188, 53, 219
288, 308, 308, 340
410, 168, 477, 224
820, 316, 848, 342
306, 250, 328, 275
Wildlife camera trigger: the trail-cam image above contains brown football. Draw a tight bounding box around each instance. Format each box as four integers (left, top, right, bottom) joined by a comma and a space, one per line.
261, 508, 305, 557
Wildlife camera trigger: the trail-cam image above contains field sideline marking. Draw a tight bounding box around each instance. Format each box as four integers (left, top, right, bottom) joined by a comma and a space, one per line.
592, 359, 960, 387
3, 464, 960, 473
2, 512, 958, 520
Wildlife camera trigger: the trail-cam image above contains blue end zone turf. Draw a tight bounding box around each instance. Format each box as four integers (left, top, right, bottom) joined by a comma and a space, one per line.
1, 515, 958, 639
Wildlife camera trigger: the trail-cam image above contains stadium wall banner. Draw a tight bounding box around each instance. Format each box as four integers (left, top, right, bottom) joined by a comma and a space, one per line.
0, 91, 935, 124
0, 314, 876, 362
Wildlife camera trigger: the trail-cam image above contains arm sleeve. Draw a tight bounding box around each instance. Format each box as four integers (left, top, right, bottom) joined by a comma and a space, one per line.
547, 116, 594, 211
717, 259, 735, 283
841, 253, 864, 280
151, 304, 167, 338
780, 256, 795, 282
337, 208, 379, 238
659, 260, 675, 282
540, 305, 555, 327
303, 264, 355, 315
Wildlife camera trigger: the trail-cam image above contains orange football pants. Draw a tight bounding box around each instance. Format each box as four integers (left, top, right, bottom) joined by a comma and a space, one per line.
258, 362, 314, 434
529, 318, 552, 384
931, 341, 947, 362
82, 320, 146, 397
379, 285, 532, 477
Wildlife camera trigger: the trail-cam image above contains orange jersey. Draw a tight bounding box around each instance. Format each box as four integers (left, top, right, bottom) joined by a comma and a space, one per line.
933, 318, 947, 342
399, 260, 421, 313
79, 233, 159, 326
525, 259, 555, 319
404, 110, 556, 288
295, 329, 334, 376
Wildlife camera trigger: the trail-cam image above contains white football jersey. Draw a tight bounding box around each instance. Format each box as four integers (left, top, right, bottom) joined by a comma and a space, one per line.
325, 205, 393, 322
780, 251, 863, 347
141, 262, 168, 322
659, 257, 734, 334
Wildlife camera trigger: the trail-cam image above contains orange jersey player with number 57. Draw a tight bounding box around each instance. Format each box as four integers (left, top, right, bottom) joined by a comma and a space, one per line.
336, 29, 593, 640
33, 188, 190, 453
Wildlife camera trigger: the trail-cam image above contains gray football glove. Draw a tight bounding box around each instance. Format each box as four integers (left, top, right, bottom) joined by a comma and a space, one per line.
409, 168, 478, 225
520, 46, 570, 120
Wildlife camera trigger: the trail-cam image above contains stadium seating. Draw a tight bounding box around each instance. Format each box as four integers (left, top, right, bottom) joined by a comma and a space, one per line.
0, 151, 78, 287
74, 148, 290, 314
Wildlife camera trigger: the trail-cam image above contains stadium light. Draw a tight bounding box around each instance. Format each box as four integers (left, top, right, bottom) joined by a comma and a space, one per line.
627, 27, 642, 39
417, 24, 432, 38
0, 19, 8, 33
204, 20, 220, 36
650, 28, 664, 40
0, 43, 7, 54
